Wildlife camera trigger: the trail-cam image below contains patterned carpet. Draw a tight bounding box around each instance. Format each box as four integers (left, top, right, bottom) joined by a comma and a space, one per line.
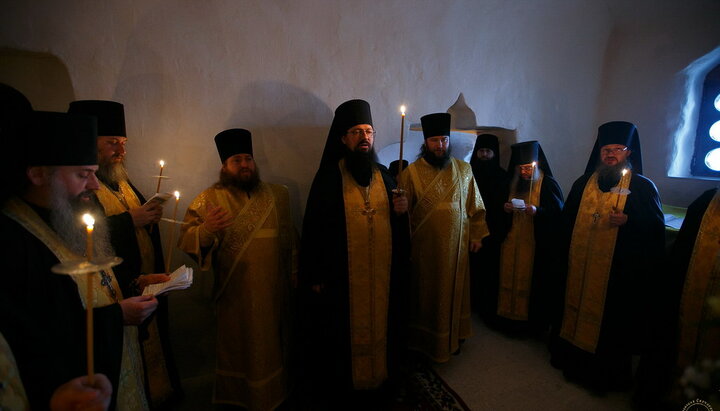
404, 363, 471, 411
292, 363, 470, 411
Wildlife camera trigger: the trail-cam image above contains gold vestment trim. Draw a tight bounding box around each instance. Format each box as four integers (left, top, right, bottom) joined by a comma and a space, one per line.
2, 197, 148, 410
340, 160, 392, 390
497, 172, 545, 320
678, 190, 720, 368
96, 181, 155, 273
560, 171, 630, 353
214, 183, 276, 301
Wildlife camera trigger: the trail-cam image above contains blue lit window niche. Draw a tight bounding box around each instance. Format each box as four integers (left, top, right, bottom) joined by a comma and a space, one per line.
691, 64, 720, 177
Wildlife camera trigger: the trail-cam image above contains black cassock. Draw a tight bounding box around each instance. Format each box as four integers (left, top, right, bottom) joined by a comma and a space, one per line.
0, 203, 124, 409
636, 187, 718, 406
95, 181, 182, 403
298, 163, 410, 394
97, 182, 165, 293
551, 172, 665, 391
491, 175, 564, 333
470, 163, 510, 318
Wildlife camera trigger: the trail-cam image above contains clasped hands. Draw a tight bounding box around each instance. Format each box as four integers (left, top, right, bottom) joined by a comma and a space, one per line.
504, 202, 537, 216
202, 204, 233, 233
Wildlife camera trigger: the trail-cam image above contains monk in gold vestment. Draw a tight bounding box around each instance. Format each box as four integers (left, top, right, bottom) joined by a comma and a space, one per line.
551, 121, 664, 393
68, 100, 181, 407
496, 141, 563, 334
400, 113, 488, 363
0, 109, 157, 410
179, 128, 297, 410
299, 100, 410, 406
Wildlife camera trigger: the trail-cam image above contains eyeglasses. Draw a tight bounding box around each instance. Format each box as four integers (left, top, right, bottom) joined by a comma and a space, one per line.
347, 129, 376, 138
601, 147, 628, 155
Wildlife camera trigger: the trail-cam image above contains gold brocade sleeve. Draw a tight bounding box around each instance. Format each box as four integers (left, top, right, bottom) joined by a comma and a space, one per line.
178, 189, 220, 271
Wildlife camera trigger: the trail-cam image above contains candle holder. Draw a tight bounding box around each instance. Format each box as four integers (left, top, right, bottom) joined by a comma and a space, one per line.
51, 256, 122, 385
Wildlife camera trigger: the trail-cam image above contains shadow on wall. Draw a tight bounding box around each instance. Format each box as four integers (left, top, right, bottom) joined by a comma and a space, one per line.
226, 81, 334, 225
380, 93, 518, 168
0, 48, 75, 111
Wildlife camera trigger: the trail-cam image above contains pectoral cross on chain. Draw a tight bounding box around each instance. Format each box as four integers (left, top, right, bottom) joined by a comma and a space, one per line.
361, 201, 376, 221
99, 270, 119, 302
592, 212, 601, 224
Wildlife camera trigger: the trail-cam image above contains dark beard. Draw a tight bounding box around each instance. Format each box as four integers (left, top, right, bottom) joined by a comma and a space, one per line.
420, 144, 452, 169
344, 147, 377, 187
96, 160, 129, 190
596, 162, 630, 192
49, 177, 114, 259
216, 167, 261, 193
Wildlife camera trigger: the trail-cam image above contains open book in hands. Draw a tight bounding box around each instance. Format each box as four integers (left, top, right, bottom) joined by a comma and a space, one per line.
142, 265, 194, 296
143, 192, 173, 206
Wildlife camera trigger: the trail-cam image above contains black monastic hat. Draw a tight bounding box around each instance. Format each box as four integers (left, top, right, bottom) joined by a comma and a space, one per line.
1, 84, 34, 203
27, 111, 98, 166
389, 159, 408, 178
318, 99, 373, 170
507, 140, 553, 178
470, 133, 501, 170
0, 83, 32, 122
68, 100, 126, 137
584, 121, 643, 174
215, 128, 253, 163
420, 113, 451, 139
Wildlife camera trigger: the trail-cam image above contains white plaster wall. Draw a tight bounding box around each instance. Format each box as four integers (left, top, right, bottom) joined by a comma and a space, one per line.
595, 0, 720, 206
1, 0, 614, 227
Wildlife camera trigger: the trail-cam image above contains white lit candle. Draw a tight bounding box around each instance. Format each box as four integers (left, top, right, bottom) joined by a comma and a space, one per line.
614, 168, 628, 210
527, 162, 537, 205
82, 214, 94, 261
81, 213, 95, 385
398, 105, 406, 177
156, 160, 165, 193
165, 191, 180, 274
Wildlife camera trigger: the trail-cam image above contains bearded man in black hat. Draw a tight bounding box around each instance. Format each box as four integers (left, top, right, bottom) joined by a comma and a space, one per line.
299, 99, 410, 402
469, 134, 510, 319
0, 111, 159, 409
67, 101, 166, 293
179, 128, 297, 410
493, 141, 563, 334
551, 121, 665, 392
68, 100, 181, 407
399, 112, 488, 363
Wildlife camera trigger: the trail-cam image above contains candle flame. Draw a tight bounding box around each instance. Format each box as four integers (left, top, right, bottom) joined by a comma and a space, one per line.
622, 168, 628, 176
159, 160, 165, 167
400, 105, 406, 116
174, 190, 180, 200
532, 161, 537, 167
82, 213, 95, 228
